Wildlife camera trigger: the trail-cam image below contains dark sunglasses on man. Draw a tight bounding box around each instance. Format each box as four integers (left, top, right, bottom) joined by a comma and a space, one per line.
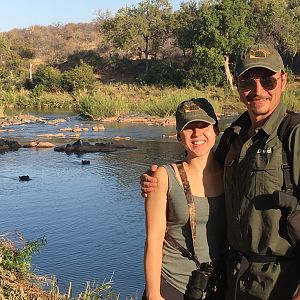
238, 74, 282, 91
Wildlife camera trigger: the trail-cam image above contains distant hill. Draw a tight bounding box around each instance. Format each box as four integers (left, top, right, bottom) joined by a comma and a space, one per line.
4, 22, 99, 65
2, 22, 161, 83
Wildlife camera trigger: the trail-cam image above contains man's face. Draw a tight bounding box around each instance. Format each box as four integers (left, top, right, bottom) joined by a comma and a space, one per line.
237, 67, 287, 121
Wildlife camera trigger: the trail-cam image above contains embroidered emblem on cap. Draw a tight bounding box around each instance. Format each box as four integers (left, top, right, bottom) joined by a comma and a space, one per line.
249, 49, 271, 59
181, 101, 201, 113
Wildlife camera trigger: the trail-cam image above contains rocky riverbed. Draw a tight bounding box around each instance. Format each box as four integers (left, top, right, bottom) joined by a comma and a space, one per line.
0, 113, 176, 153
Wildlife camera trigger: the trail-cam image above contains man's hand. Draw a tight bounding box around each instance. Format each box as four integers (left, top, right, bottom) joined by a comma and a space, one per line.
140, 165, 158, 198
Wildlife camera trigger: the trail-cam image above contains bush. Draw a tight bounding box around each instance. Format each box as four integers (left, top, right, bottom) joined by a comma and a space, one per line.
61, 60, 96, 93
138, 61, 184, 86
184, 46, 226, 87
0, 232, 47, 278
0, 68, 27, 91
33, 65, 61, 92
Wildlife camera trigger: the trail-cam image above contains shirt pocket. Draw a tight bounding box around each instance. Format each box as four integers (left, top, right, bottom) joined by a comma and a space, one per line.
249, 144, 283, 197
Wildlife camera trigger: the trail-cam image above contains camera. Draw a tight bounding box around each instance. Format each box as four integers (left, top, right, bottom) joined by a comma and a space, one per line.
186, 262, 214, 300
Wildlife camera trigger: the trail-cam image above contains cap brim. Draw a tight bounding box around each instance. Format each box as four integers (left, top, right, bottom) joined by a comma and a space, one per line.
178, 118, 216, 131
237, 63, 281, 77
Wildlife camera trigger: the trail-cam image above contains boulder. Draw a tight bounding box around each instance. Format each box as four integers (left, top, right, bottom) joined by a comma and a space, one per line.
54, 139, 137, 154
0, 139, 22, 152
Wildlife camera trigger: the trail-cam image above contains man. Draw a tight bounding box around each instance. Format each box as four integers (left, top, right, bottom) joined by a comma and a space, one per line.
141, 43, 300, 300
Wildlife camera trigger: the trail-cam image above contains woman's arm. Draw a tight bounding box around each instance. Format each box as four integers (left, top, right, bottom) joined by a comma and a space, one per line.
144, 166, 168, 300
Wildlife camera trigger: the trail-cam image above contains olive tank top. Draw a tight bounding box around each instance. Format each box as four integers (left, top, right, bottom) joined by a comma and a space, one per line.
161, 164, 227, 294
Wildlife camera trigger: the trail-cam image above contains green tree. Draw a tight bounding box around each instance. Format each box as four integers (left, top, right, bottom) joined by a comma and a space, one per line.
0, 36, 29, 91
61, 61, 96, 93
249, 0, 300, 68
0, 36, 12, 64
185, 46, 225, 86
33, 65, 61, 92
99, 0, 172, 72
189, 0, 254, 87
171, 1, 200, 57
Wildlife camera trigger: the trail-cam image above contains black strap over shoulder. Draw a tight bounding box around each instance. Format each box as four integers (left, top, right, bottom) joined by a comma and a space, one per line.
277, 111, 300, 196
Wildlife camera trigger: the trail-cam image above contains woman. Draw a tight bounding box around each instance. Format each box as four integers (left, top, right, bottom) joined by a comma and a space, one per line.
143, 98, 227, 300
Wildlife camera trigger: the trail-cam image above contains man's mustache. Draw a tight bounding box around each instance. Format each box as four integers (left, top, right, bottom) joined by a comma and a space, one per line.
246, 95, 270, 101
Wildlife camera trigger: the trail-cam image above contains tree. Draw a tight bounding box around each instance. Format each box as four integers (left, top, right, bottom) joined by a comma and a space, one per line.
0, 36, 27, 91
33, 65, 61, 92
61, 61, 96, 93
190, 0, 255, 87
250, 0, 300, 68
99, 0, 173, 72
171, 1, 200, 57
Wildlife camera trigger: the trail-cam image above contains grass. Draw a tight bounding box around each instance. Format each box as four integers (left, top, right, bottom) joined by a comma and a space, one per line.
0, 82, 299, 119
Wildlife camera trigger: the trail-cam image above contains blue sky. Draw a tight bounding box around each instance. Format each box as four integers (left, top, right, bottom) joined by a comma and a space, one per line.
0, 0, 183, 32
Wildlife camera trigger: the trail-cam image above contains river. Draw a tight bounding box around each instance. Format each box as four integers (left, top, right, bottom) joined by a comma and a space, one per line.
0, 113, 236, 299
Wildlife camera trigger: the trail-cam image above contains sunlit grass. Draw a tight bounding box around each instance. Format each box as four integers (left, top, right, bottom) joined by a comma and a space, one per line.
1, 83, 299, 119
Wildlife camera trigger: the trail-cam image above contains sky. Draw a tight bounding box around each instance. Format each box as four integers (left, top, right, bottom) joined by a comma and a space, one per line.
0, 0, 183, 32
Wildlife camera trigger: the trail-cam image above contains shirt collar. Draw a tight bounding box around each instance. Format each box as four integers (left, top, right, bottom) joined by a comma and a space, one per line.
231, 102, 287, 136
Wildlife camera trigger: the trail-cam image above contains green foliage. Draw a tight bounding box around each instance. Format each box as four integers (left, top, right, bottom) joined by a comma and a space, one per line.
0, 235, 47, 277
282, 88, 300, 111
250, 0, 300, 68
18, 47, 35, 59
0, 67, 27, 91
171, 1, 200, 55
33, 64, 61, 92
30, 84, 44, 99
76, 94, 132, 118
185, 46, 225, 86
99, 0, 173, 72
138, 61, 184, 86
61, 61, 96, 93
75, 277, 120, 300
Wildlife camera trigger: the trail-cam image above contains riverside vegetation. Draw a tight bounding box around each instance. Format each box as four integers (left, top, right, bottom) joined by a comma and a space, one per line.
0, 232, 121, 300
1, 81, 300, 120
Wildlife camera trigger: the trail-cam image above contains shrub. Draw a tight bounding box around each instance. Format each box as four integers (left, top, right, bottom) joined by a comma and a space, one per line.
61, 60, 96, 93
0, 232, 47, 278
138, 62, 184, 86
184, 46, 226, 87
33, 65, 61, 92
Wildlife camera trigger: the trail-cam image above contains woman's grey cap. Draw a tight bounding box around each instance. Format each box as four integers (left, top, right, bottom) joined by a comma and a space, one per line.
176, 98, 217, 132
235, 43, 285, 77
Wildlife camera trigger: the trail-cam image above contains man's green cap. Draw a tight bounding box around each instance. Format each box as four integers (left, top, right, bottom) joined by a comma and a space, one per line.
235, 43, 285, 77
175, 98, 217, 132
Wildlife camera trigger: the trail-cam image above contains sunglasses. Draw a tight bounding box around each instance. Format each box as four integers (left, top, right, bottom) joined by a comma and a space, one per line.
238, 75, 281, 91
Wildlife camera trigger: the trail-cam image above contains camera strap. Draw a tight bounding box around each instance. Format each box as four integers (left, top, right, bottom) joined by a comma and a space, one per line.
165, 162, 201, 269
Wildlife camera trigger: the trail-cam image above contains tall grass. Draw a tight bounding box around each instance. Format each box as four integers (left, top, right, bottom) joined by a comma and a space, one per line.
1, 83, 299, 118
282, 88, 300, 111
75, 83, 242, 118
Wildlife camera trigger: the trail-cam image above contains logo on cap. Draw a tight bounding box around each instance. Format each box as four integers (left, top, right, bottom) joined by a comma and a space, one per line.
249, 49, 271, 59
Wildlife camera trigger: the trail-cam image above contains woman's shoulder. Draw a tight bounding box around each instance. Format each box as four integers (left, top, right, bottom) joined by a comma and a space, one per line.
154, 165, 169, 180
157, 163, 179, 175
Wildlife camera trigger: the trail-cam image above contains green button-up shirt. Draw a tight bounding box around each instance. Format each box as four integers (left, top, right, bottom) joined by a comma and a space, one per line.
216, 102, 300, 256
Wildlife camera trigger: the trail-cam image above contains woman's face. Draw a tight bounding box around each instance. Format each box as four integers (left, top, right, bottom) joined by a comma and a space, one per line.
178, 121, 218, 157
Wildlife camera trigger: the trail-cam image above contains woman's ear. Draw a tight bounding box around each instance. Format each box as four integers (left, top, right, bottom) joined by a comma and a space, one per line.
177, 132, 181, 141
